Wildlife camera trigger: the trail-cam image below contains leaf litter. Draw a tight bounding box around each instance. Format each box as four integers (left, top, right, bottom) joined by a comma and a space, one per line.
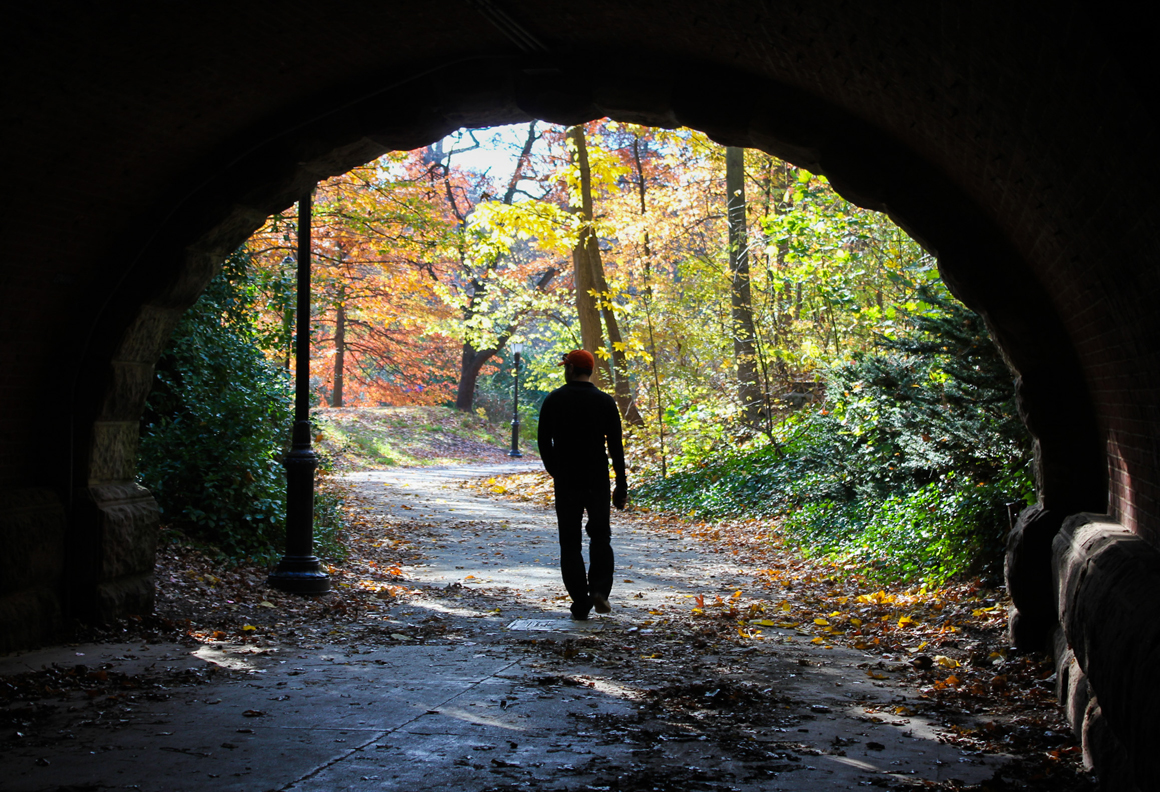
473, 470, 1096, 791
3, 463, 1096, 791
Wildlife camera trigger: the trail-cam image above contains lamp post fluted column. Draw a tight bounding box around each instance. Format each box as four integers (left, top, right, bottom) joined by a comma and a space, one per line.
268, 187, 330, 594
508, 343, 523, 457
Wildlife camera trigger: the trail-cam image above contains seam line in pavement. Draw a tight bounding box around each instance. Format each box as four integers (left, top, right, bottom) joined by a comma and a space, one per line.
279, 657, 524, 789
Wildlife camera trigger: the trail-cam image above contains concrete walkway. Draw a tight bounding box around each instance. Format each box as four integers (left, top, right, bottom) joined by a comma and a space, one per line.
1, 464, 1008, 791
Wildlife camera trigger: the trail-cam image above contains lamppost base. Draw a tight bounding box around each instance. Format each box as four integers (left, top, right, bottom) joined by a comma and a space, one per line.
508, 450, 523, 458
267, 555, 330, 594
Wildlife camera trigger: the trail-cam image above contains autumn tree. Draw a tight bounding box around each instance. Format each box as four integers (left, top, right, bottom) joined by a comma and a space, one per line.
424, 123, 569, 412
726, 146, 761, 428
247, 153, 462, 407
563, 125, 642, 424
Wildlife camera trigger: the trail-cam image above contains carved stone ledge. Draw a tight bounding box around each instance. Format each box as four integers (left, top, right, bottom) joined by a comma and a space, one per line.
1052, 513, 1160, 791
1004, 504, 1064, 650
70, 483, 159, 623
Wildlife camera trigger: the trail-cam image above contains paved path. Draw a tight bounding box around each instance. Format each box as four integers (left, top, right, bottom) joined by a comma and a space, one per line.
0, 464, 1007, 791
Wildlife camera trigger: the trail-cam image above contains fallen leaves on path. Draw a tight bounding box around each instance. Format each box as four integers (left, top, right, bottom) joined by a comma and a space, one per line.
476, 469, 1096, 791
26, 463, 1096, 792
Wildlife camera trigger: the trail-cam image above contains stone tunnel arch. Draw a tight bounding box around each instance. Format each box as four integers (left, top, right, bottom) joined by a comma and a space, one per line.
77, 57, 1106, 515
73, 56, 1118, 769
4, 5, 1159, 788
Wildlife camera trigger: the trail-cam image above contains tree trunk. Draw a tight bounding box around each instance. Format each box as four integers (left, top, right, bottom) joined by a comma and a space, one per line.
454, 343, 493, 412
330, 285, 346, 408
632, 135, 654, 297
567, 125, 642, 423
566, 125, 610, 390
726, 147, 760, 428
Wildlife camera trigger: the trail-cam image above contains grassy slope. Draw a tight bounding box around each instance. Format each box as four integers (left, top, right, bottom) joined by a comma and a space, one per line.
315, 405, 537, 470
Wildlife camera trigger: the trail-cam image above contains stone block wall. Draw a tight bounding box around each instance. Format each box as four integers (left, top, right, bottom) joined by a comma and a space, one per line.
1039, 514, 1160, 791
69, 484, 159, 625
0, 489, 67, 652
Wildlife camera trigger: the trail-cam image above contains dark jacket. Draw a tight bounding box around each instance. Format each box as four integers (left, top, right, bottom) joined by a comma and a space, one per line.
537, 381, 626, 484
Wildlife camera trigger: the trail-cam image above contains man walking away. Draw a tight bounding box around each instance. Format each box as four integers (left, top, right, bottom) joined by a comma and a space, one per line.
538, 350, 628, 620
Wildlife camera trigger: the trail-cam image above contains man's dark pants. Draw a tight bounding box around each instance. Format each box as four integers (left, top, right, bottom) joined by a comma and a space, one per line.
554, 477, 613, 615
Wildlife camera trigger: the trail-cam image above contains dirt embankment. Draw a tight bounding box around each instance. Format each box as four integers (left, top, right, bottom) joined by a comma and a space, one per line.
315, 406, 538, 470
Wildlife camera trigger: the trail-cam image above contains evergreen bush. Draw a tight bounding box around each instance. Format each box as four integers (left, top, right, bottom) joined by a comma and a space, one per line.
634, 288, 1034, 584
138, 249, 295, 562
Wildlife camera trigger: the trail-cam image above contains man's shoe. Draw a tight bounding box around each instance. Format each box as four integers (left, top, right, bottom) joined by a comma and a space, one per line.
592, 594, 611, 614
570, 603, 591, 621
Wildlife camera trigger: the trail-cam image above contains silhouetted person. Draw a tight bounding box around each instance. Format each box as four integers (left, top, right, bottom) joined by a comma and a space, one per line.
537, 350, 627, 620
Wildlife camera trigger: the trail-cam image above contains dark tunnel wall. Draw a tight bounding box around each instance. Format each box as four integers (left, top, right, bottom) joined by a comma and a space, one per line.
2, 2, 1159, 787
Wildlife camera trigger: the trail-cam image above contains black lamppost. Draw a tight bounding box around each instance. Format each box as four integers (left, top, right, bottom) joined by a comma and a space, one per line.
508, 343, 524, 458
268, 188, 330, 594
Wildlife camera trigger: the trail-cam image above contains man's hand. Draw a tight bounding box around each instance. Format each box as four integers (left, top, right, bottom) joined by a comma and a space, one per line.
613, 480, 628, 510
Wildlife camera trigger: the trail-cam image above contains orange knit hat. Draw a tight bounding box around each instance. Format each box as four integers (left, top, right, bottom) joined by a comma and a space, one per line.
560, 349, 595, 373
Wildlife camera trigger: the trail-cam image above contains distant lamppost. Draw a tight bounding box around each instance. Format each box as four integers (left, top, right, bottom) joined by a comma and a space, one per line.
508, 343, 524, 457
268, 187, 330, 595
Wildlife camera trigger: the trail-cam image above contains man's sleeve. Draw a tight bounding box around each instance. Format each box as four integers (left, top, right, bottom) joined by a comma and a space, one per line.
606, 397, 626, 484
537, 394, 558, 478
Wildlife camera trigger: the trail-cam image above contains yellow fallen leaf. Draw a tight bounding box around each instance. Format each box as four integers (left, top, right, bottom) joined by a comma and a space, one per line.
814, 618, 830, 626
934, 655, 959, 668
242, 625, 257, 632
258, 601, 275, 608
811, 637, 824, 644
867, 670, 889, 680
750, 619, 778, 627
850, 617, 863, 627
898, 615, 915, 628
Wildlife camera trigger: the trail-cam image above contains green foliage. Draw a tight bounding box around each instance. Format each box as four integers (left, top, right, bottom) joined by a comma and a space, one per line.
139, 249, 298, 563
470, 350, 548, 443
633, 291, 1033, 585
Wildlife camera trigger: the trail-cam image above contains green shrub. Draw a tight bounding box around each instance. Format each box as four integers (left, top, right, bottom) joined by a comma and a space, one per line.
139, 249, 297, 562
633, 287, 1034, 585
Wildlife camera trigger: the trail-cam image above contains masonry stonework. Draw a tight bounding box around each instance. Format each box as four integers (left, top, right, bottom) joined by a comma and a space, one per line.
3, 3, 1159, 787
